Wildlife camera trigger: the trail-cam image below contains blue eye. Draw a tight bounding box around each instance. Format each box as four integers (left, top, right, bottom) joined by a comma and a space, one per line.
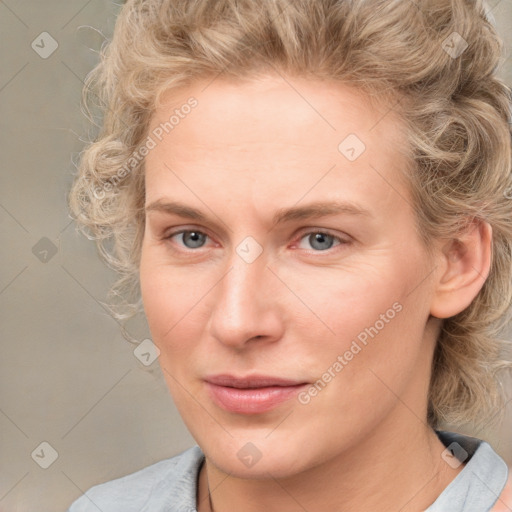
168, 230, 209, 249
297, 231, 343, 251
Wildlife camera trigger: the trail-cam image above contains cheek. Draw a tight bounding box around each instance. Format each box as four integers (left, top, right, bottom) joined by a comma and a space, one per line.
285, 261, 405, 344
140, 251, 181, 348
140, 247, 191, 327
299, 272, 430, 422
139, 252, 212, 367
140, 260, 170, 335
290, 257, 427, 391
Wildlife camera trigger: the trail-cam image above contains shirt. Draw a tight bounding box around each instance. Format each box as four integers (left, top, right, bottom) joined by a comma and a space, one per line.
67, 430, 510, 512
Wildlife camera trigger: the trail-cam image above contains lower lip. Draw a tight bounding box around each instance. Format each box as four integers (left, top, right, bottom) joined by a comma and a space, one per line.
205, 382, 308, 414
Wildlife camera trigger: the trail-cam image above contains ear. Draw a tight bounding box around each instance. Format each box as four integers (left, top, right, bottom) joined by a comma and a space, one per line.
430, 220, 492, 319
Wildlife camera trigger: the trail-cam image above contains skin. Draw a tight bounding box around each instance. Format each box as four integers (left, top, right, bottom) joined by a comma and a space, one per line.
139, 72, 492, 511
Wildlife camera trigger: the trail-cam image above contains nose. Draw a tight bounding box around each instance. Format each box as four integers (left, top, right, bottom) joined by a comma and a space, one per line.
207, 252, 284, 350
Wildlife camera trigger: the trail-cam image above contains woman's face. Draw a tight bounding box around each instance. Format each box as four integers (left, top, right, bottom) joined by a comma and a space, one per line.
140, 73, 441, 478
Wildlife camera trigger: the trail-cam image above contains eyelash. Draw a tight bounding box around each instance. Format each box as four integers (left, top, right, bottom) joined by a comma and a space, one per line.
162, 228, 350, 254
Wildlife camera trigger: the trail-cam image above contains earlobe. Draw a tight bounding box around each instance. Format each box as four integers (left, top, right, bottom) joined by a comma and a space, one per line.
429, 220, 492, 319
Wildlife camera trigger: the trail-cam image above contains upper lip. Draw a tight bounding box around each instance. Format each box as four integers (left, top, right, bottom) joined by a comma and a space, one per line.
204, 374, 308, 389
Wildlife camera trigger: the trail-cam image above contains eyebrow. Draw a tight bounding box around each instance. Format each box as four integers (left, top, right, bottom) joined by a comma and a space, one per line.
145, 199, 373, 226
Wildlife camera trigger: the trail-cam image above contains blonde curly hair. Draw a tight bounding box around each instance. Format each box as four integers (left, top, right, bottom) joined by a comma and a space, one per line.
68, 0, 512, 430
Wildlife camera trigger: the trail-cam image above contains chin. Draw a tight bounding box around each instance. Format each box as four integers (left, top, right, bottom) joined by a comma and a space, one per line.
210, 450, 306, 480
198, 433, 317, 479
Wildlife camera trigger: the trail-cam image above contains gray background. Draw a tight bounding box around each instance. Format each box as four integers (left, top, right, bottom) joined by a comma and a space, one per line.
0, 1, 511, 511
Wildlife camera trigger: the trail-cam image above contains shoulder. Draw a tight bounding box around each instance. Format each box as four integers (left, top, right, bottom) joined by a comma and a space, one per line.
67, 445, 204, 512
491, 473, 512, 511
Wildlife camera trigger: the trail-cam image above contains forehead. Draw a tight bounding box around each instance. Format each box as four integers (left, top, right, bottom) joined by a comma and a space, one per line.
149, 73, 404, 149
144, 73, 411, 219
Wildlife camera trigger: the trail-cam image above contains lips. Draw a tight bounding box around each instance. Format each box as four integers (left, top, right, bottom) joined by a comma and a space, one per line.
204, 374, 309, 414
